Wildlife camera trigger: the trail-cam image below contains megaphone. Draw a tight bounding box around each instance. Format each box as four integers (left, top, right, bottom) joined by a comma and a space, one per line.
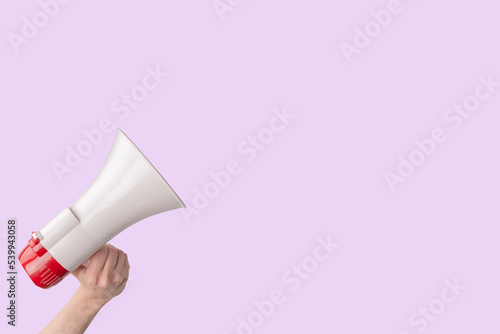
18, 129, 185, 289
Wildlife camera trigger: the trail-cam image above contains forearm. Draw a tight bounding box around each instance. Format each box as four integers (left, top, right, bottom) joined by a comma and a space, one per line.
41, 287, 105, 334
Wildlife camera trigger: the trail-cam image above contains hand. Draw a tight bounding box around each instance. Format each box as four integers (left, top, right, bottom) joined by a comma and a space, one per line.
71, 244, 130, 308
41, 244, 130, 334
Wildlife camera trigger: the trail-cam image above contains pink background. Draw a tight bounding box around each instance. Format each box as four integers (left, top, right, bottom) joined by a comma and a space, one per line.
1, 0, 499, 333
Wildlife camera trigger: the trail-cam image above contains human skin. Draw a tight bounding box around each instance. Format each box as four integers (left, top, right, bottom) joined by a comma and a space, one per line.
40, 244, 130, 334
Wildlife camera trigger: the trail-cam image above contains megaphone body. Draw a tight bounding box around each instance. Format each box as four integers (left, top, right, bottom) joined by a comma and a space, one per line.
19, 129, 185, 289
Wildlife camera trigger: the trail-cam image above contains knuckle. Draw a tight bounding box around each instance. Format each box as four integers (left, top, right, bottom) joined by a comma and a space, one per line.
88, 275, 99, 287
100, 277, 110, 287
112, 274, 122, 285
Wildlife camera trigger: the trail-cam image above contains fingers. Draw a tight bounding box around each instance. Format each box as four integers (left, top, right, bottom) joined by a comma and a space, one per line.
122, 253, 130, 280
116, 276, 128, 291
73, 244, 130, 290
115, 248, 125, 272
102, 245, 119, 276
87, 245, 109, 273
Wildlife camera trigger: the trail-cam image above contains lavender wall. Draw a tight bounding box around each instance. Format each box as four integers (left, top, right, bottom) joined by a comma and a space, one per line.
1, 0, 499, 333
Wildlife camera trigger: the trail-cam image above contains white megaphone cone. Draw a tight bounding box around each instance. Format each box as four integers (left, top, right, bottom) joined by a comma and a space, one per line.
19, 129, 185, 288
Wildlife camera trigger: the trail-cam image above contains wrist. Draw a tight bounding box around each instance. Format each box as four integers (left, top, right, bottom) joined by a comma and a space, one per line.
74, 287, 109, 311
